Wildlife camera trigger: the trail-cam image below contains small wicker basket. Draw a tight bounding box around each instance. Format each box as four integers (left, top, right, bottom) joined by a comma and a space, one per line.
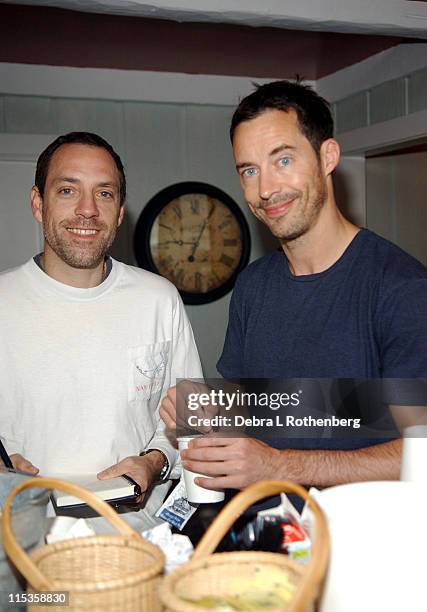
1, 477, 165, 611
160, 480, 330, 612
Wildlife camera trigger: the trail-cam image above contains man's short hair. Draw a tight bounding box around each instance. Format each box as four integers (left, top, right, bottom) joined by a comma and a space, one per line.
230, 79, 334, 155
35, 132, 126, 204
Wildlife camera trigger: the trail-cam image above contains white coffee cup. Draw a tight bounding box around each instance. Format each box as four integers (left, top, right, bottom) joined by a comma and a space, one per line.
400, 424, 427, 483
177, 436, 225, 504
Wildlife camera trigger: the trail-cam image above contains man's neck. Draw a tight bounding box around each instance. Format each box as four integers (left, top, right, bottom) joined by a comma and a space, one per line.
40, 249, 106, 288
281, 203, 360, 276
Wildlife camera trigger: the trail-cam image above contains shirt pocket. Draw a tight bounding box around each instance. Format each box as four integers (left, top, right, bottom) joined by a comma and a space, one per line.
128, 341, 170, 403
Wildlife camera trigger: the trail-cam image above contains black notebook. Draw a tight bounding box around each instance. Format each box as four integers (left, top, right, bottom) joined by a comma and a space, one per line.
50, 473, 141, 518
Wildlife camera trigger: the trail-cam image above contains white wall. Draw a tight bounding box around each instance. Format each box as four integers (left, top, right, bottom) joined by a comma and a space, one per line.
0, 63, 285, 105
317, 43, 427, 103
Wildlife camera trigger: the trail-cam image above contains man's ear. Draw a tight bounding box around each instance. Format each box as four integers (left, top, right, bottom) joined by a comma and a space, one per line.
31, 186, 43, 223
320, 138, 340, 177
117, 204, 125, 228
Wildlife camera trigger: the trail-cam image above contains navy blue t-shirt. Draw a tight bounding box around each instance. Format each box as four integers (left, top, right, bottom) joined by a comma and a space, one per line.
217, 229, 427, 451
218, 229, 426, 380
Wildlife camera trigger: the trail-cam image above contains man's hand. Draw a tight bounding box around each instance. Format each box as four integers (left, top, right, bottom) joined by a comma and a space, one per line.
160, 386, 178, 430
160, 381, 218, 434
97, 452, 166, 502
180, 436, 281, 490
10, 453, 39, 475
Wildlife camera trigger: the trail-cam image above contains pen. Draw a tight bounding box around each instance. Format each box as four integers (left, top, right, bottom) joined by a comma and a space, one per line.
0, 437, 14, 469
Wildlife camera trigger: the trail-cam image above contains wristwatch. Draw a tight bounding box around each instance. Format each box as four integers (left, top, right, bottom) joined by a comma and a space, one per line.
139, 448, 169, 482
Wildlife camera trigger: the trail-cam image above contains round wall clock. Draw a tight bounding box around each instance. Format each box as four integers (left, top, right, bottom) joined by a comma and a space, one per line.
134, 182, 251, 305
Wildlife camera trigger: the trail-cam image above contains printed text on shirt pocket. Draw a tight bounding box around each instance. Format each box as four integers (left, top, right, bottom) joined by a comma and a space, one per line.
128, 341, 170, 401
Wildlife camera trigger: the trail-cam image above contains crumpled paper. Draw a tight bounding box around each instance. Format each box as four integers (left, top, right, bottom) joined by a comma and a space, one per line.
143, 522, 193, 573
46, 516, 96, 543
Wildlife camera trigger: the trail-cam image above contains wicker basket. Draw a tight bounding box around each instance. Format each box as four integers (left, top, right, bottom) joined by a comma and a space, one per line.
1, 477, 165, 611
160, 480, 330, 612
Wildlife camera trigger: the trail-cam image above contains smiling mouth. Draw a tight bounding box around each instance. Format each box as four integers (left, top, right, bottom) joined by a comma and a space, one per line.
264, 198, 295, 218
67, 228, 99, 235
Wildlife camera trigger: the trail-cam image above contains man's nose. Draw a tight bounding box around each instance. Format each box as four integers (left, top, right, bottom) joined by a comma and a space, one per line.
74, 192, 99, 218
258, 169, 280, 201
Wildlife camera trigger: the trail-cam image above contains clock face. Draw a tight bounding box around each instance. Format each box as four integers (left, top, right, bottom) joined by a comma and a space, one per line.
134, 182, 250, 305
150, 194, 243, 294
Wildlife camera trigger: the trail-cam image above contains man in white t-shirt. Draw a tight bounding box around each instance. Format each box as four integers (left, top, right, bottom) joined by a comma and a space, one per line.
0, 132, 202, 529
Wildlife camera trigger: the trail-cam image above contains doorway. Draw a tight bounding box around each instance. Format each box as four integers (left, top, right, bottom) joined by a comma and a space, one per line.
366, 142, 427, 266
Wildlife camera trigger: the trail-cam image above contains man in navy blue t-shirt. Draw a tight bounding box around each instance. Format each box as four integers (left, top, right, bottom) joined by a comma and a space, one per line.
161, 80, 427, 491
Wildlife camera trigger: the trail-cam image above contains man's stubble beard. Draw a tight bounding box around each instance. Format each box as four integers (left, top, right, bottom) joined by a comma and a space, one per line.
259, 172, 328, 243
42, 218, 118, 269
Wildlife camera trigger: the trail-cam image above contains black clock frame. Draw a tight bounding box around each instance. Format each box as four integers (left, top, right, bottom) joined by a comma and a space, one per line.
134, 181, 251, 305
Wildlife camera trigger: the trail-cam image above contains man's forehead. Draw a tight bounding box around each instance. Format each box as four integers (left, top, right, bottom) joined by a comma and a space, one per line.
48, 143, 118, 176
234, 108, 300, 141
232, 109, 303, 159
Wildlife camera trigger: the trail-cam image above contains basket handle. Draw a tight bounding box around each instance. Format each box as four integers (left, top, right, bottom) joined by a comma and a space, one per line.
192, 480, 330, 611
1, 476, 143, 591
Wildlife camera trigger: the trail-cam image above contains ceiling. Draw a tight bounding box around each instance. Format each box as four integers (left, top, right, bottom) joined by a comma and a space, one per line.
0, 1, 426, 79
3, 0, 427, 37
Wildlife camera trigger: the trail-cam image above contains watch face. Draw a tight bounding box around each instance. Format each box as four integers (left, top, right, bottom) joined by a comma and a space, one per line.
134, 182, 250, 305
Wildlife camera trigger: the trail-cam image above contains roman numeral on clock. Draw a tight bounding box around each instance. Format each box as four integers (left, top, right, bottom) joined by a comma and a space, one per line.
220, 254, 234, 268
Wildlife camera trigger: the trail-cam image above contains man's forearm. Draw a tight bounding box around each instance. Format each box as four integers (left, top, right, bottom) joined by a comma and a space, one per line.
274, 439, 402, 488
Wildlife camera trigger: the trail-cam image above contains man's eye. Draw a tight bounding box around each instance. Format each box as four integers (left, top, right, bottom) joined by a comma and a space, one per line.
59, 188, 73, 195
279, 157, 290, 167
242, 167, 257, 178
99, 191, 113, 198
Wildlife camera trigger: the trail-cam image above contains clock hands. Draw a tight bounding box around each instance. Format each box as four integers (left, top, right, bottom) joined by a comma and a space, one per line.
189, 221, 207, 259
189, 203, 215, 261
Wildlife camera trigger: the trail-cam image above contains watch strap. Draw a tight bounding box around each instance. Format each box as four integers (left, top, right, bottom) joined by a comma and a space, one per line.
139, 448, 169, 483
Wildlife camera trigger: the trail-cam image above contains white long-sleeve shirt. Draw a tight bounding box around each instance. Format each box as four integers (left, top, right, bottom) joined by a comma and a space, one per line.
0, 257, 202, 528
